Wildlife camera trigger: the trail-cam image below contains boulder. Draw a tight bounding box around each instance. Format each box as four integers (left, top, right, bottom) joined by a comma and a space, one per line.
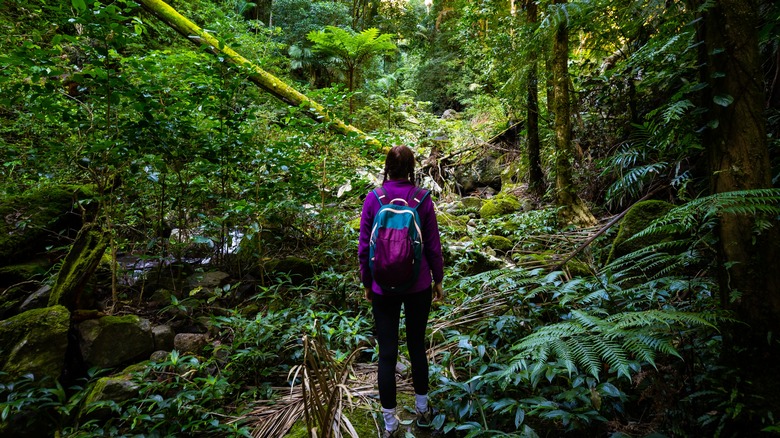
480, 235, 514, 253
454, 153, 503, 194
479, 193, 521, 219
186, 271, 230, 290
460, 196, 483, 210
152, 324, 175, 351
77, 315, 154, 368
0, 185, 95, 266
0, 305, 70, 379
443, 244, 504, 276
19, 285, 53, 312
174, 333, 209, 354
81, 373, 140, 420
608, 200, 675, 262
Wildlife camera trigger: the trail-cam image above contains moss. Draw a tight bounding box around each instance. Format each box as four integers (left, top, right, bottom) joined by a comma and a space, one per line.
565, 259, 592, 277
0, 184, 95, 265
437, 211, 469, 234
348, 216, 361, 231
0, 305, 70, 379
48, 224, 108, 310
0, 260, 49, 287
608, 200, 675, 262
479, 193, 521, 219
479, 235, 514, 253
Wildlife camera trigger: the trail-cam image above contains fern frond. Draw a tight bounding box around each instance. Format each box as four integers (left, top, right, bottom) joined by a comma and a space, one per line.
503, 309, 718, 382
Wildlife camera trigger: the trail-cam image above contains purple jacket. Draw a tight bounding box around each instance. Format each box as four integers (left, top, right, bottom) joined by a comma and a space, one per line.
358, 179, 444, 295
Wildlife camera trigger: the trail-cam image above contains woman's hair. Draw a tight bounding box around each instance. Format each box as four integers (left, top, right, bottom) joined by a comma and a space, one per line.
383, 145, 415, 183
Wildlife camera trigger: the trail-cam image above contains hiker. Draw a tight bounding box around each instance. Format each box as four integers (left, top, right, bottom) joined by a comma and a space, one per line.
358, 145, 445, 437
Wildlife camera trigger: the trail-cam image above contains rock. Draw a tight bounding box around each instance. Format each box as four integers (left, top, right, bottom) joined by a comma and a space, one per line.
150, 350, 170, 362
77, 315, 154, 368
152, 325, 175, 351
0, 261, 48, 288
149, 288, 172, 307
436, 212, 469, 234
81, 374, 140, 420
0, 305, 70, 379
0, 185, 95, 265
479, 193, 521, 219
454, 153, 503, 194
443, 244, 504, 276
441, 109, 459, 119
460, 196, 483, 210
186, 271, 230, 290
19, 285, 52, 312
480, 235, 514, 253
174, 333, 209, 354
608, 200, 675, 262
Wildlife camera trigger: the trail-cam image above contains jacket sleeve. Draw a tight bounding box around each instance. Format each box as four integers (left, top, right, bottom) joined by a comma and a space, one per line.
420, 194, 444, 284
358, 193, 376, 288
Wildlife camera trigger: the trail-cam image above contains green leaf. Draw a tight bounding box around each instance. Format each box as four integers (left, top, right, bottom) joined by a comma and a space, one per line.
713, 94, 733, 107
71, 0, 87, 12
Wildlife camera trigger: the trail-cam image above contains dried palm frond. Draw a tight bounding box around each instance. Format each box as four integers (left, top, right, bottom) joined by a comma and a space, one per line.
239, 387, 305, 438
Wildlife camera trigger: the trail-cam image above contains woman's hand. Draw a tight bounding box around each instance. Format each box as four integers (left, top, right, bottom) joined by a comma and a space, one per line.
433, 282, 444, 302
364, 286, 373, 301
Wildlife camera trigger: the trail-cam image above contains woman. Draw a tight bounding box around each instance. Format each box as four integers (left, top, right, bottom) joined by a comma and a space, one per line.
358, 145, 444, 437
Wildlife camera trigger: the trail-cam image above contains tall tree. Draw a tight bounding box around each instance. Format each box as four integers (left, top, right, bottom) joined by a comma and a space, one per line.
699, 0, 780, 428
550, 0, 596, 225
524, 0, 545, 198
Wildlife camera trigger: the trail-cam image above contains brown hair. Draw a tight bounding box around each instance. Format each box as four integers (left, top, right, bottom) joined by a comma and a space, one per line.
383, 145, 415, 183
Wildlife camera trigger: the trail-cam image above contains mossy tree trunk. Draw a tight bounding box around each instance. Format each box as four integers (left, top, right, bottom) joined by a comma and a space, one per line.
525, 0, 545, 198
47, 223, 108, 312
699, 0, 780, 429
551, 0, 596, 226
137, 0, 381, 150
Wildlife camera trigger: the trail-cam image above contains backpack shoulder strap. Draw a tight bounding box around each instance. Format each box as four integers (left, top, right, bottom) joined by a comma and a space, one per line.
373, 187, 388, 206
409, 187, 430, 209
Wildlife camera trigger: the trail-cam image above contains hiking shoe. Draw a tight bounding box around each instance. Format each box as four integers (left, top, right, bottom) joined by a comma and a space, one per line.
382, 426, 400, 438
416, 407, 434, 428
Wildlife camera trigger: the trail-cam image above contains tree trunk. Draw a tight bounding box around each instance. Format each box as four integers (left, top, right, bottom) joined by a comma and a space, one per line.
701, 0, 780, 429
525, 0, 545, 198
138, 0, 380, 149
551, 0, 596, 226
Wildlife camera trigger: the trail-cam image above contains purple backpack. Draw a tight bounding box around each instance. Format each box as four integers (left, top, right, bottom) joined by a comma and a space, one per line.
369, 186, 429, 293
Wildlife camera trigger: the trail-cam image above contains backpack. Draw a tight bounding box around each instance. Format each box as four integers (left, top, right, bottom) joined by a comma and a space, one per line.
369, 186, 430, 293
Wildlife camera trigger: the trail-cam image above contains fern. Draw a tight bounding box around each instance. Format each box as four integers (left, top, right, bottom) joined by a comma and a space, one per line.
503, 309, 717, 381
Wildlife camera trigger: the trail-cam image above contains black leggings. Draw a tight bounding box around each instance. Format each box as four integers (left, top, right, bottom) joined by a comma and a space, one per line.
371, 288, 432, 409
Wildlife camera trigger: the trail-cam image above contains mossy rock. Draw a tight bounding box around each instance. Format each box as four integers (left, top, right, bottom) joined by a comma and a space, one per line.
77, 314, 154, 368
479, 235, 514, 253
81, 373, 141, 420
437, 211, 469, 234
608, 200, 675, 262
479, 193, 521, 219
460, 196, 483, 210
0, 305, 70, 380
0, 185, 96, 265
0, 260, 49, 288
444, 246, 504, 275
